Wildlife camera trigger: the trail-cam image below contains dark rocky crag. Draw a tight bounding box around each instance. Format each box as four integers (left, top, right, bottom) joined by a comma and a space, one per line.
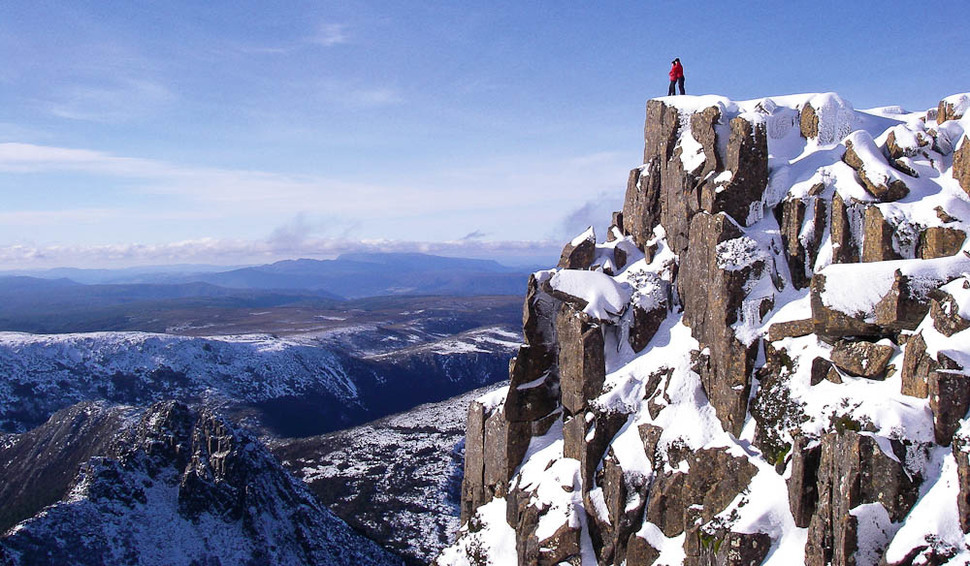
0, 401, 401, 566
440, 93, 970, 565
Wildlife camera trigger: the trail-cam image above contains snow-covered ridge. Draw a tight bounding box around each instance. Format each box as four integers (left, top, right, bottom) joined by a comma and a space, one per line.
0, 331, 359, 430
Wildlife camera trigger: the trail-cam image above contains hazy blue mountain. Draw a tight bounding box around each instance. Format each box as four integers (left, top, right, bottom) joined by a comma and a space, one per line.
171, 253, 537, 298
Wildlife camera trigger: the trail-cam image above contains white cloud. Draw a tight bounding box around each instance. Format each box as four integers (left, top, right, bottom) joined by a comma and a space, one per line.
0, 236, 562, 270
0, 142, 633, 266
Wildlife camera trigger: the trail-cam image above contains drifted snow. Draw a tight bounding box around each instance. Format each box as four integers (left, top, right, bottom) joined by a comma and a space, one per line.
548, 269, 633, 321
818, 255, 970, 321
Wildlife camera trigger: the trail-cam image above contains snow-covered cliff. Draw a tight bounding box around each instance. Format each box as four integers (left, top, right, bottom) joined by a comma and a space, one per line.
440, 93, 970, 565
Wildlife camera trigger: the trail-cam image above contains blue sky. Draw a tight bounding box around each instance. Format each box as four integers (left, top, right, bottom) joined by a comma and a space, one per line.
0, 0, 967, 269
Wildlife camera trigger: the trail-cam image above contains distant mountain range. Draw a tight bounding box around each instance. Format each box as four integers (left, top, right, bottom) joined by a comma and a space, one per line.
3, 253, 536, 295
0, 253, 538, 333
183, 253, 534, 297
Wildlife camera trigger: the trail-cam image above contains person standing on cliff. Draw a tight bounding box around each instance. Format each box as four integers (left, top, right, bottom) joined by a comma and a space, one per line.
668, 58, 685, 96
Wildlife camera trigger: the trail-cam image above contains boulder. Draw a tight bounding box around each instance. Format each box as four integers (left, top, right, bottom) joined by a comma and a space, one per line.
844, 131, 910, 202
767, 318, 814, 342
919, 226, 966, 259
938, 95, 969, 123
886, 126, 931, 160
645, 471, 689, 537
629, 274, 670, 353
625, 533, 660, 566
929, 370, 970, 446
610, 211, 625, 238
829, 339, 895, 379
696, 531, 772, 566
558, 227, 597, 269
810, 272, 885, 340
930, 287, 970, 337
811, 356, 835, 386
874, 270, 935, 331
800, 101, 820, 139
900, 332, 937, 398
799, 94, 854, 144
537, 522, 582, 566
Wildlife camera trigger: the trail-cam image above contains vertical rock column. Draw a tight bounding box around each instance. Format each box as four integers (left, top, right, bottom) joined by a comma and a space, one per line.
678, 212, 766, 436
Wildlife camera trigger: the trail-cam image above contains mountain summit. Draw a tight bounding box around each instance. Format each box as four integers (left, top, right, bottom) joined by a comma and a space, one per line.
439, 93, 970, 565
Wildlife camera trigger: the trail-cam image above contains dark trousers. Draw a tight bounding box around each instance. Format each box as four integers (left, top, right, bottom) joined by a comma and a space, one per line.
668, 77, 685, 95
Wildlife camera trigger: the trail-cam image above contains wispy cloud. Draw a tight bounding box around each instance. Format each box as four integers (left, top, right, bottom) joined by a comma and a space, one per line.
558, 189, 624, 240
461, 230, 487, 240
0, 236, 562, 270
0, 142, 631, 268
310, 23, 350, 47
46, 79, 174, 122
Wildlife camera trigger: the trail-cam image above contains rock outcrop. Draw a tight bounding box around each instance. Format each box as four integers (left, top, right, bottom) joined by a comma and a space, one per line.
439, 92, 970, 566
0, 401, 400, 566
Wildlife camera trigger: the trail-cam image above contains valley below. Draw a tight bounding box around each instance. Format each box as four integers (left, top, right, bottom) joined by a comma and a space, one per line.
0, 260, 529, 564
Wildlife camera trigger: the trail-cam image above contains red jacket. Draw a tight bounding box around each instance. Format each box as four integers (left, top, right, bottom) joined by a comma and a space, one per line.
669, 62, 684, 81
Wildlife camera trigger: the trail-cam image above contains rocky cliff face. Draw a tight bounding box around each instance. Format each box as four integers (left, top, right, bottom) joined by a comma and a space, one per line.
0, 401, 401, 565
439, 92, 970, 565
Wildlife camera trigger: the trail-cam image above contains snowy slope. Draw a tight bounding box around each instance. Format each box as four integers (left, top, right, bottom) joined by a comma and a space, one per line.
276, 383, 505, 565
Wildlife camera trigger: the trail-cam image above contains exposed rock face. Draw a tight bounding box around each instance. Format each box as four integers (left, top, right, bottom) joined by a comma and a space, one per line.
0, 401, 400, 566
939, 95, 968, 123
557, 304, 606, 416
955, 136, 970, 195
442, 93, 970, 566
679, 212, 767, 436
776, 186, 827, 289
806, 431, 920, 566
645, 448, 758, 538
862, 205, 903, 262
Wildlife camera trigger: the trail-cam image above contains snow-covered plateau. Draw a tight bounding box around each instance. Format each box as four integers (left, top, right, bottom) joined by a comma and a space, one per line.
439, 93, 970, 565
